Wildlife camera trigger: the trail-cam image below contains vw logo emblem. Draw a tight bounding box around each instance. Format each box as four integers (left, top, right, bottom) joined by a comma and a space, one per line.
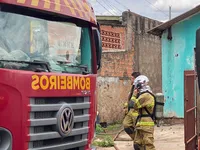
56, 105, 74, 137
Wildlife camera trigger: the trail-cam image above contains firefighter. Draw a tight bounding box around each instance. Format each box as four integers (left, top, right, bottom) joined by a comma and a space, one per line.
122, 72, 141, 140
131, 75, 156, 150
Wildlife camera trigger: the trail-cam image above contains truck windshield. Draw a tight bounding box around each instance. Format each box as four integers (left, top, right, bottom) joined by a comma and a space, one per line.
0, 11, 92, 74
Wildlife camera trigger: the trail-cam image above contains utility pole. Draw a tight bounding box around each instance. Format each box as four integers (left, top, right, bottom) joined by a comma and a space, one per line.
169, 6, 172, 20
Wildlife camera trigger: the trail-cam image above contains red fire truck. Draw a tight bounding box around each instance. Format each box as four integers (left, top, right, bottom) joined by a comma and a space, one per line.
0, 0, 102, 150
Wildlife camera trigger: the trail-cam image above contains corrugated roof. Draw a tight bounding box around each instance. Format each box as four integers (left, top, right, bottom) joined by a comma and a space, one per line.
148, 5, 200, 36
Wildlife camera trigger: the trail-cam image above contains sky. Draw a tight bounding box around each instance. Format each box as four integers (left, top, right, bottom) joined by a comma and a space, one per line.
88, 0, 200, 22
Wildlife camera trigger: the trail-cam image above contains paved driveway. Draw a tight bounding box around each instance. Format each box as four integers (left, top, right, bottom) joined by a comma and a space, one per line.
97, 124, 184, 150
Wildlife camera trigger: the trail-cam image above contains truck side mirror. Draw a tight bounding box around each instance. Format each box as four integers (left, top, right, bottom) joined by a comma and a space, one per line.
93, 28, 102, 70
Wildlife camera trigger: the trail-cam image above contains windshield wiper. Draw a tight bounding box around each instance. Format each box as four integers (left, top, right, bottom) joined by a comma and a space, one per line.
57, 61, 89, 75
33, 60, 51, 72
0, 60, 51, 72
65, 64, 89, 75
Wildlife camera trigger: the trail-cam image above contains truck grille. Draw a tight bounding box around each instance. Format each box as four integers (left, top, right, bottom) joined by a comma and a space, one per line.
28, 97, 90, 150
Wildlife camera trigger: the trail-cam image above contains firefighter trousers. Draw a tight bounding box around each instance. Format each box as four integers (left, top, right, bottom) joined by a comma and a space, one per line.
134, 126, 155, 150
122, 110, 138, 140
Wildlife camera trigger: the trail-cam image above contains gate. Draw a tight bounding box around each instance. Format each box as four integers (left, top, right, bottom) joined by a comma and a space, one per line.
184, 70, 197, 150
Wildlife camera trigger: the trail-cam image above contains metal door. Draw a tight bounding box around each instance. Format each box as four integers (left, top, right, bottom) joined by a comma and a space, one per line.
184, 70, 197, 150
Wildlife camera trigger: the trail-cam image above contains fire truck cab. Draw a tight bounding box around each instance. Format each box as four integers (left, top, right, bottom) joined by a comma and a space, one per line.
0, 0, 102, 150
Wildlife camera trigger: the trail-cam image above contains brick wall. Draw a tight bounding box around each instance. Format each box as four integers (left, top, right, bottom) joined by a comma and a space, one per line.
97, 24, 135, 123
101, 26, 125, 51
98, 25, 134, 78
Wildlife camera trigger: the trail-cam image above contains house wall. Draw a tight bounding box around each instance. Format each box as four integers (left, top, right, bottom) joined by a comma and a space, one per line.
128, 12, 162, 93
162, 13, 200, 117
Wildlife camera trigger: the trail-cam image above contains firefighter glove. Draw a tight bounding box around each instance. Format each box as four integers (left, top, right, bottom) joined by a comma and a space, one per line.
123, 102, 128, 109
128, 100, 134, 108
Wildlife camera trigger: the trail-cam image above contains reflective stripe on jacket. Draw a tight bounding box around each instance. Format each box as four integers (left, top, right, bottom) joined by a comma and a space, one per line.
131, 92, 155, 127
130, 109, 139, 117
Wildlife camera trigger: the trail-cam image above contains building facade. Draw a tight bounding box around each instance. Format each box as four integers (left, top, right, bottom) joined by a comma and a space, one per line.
97, 11, 161, 123
149, 6, 200, 117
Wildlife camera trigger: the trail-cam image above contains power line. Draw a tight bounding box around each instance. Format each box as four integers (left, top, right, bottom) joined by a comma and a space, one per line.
94, 0, 159, 35
106, 0, 124, 14
154, 0, 159, 4
102, 1, 149, 34
113, 0, 129, 10
95, 0, 142, 35
143, 0, 169, 17
101, 0, 119, 15
96, 0, 116, 15
95, 10, 103, 15
95, 0, 169, 19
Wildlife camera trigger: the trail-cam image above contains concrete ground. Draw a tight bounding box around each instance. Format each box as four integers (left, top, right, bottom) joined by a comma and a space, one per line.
97, 124, 184, 150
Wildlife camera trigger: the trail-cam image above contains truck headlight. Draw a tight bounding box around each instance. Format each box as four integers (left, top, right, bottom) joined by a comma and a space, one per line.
0, 128, 12, 150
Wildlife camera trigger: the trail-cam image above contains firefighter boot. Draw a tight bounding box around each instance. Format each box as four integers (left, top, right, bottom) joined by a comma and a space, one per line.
134, 144, 144, 150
